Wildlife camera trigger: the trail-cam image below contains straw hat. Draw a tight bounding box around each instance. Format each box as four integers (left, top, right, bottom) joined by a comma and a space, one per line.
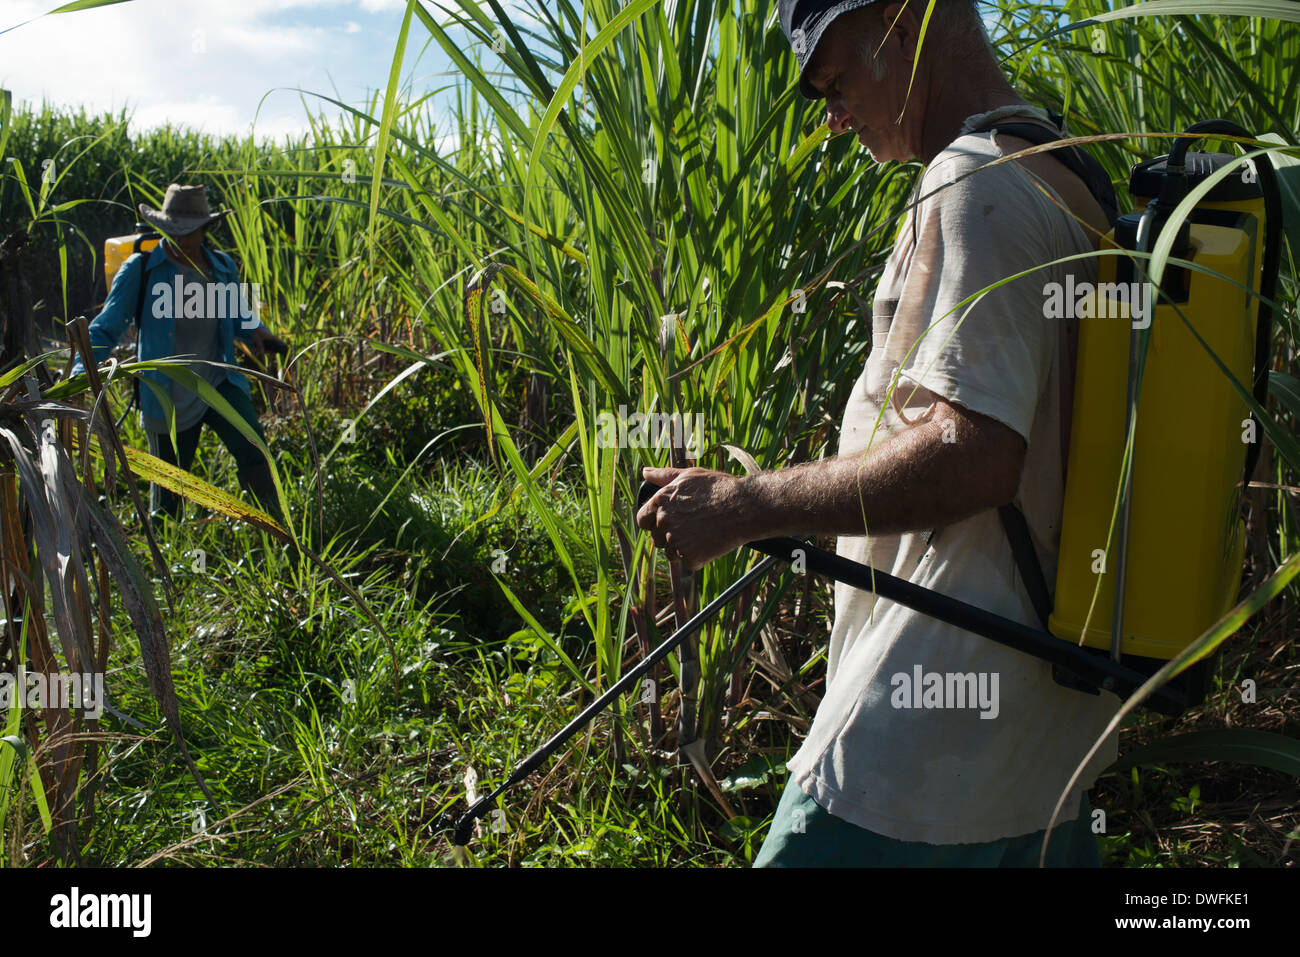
138, 183, 230, 236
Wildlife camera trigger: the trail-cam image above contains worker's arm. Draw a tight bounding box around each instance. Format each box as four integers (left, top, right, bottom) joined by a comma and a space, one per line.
67, 254, 143, 377
636, 392, 1025, 570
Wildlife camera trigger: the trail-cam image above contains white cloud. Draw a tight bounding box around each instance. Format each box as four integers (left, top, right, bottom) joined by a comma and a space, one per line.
130, 95, 313, 141
217, 23, 329, 58
0, 0, 426, 142
130, 96, 244, 136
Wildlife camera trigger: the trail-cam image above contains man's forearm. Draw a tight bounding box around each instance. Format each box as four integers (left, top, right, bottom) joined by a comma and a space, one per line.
739, 400, 1025, 541
637, 396, 1026, 569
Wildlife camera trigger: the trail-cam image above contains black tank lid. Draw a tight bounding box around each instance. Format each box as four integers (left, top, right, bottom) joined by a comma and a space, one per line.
1130, 151, 1263, 203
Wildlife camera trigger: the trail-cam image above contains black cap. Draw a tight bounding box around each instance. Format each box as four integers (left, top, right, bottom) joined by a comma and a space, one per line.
778, 0, 883, 99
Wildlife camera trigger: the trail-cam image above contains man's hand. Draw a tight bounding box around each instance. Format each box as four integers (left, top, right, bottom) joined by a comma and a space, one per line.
636, 466, 756, 571
250, 327, 289, 357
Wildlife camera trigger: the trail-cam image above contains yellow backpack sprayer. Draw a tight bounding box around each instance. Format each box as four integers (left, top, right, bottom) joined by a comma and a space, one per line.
1049, 120, 1281, 706
441, 119, 1282, 846
102, 222, 161, 292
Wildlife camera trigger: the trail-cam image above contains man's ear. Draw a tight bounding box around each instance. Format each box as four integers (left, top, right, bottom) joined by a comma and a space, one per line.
879, 2, 918, 62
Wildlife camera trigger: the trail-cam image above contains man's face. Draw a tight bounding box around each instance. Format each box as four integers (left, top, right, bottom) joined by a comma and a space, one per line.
804, 8, 913, 163
164, 225, 208, 263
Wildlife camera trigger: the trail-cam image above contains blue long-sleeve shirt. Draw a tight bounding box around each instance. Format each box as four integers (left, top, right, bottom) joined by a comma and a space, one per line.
70, 243, 263, 427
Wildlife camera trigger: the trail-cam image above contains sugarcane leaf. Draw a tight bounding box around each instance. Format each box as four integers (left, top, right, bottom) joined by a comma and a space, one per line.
1257, 133, 1300, 258
492, 575, 594, 694
0, 742, 17, 837
1081, 0, 1300, 25
47, 0, 135, 14
28, 757, 53, 834
1268, 371, 1300, 419
142, 363, 294, 542
0, 0, 133, 38
0, 352, 63, 387
78, 487, 221, 811
368, 0, 413, 242
1108, 729, 1300, 778
0, 421, 97, 677
520, 0, 663, 251
74, 432, 285, 536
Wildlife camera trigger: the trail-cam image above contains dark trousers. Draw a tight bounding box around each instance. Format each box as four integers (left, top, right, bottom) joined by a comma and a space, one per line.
753, 777, 1102, 867
146, 379, 268, 518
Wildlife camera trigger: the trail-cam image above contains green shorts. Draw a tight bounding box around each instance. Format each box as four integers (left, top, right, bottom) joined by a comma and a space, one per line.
753, 777, 1101, 867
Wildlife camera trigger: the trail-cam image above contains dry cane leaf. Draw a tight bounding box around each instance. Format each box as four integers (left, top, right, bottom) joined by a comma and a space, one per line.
81, 493, 220, 812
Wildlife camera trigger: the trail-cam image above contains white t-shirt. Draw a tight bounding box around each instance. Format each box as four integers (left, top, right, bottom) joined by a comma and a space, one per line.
784, 109, 1122, 844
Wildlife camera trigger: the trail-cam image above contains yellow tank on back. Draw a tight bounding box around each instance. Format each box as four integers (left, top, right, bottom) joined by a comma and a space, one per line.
1049, 162, 1265, 661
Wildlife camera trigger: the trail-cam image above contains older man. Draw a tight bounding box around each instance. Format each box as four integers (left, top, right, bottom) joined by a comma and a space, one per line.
71, 184, 288, 525
636, 0, 1120, 865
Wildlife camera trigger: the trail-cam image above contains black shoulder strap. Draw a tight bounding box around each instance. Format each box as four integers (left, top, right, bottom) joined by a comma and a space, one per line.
133, 253, 152, 334
129, 253, 157, 408
985, 113, 1120, 228
998, 503, 1053, 630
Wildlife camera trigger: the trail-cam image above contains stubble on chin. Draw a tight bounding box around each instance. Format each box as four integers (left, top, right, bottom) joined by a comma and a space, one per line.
858, 133, 901, 165
859, 138, 883, 163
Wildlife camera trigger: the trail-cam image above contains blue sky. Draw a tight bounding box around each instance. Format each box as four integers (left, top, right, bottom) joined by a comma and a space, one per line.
0, 0, 514, 142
